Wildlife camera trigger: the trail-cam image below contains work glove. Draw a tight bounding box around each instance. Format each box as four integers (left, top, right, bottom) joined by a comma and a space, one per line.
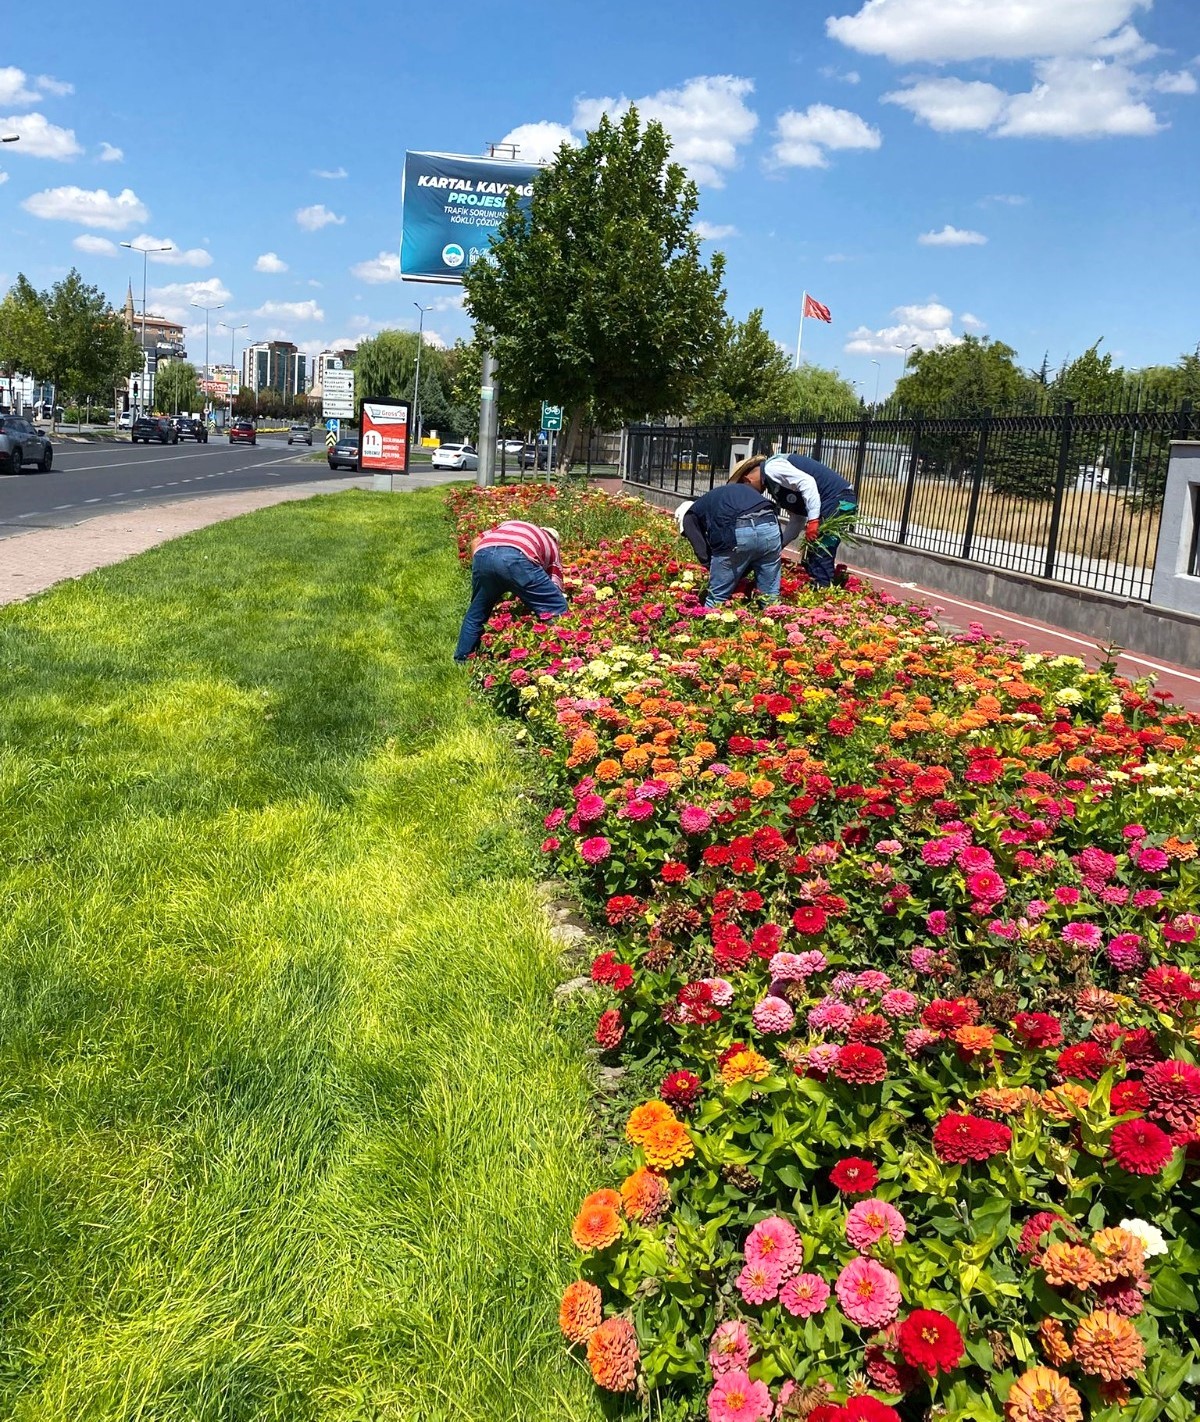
805, 519, 820, 543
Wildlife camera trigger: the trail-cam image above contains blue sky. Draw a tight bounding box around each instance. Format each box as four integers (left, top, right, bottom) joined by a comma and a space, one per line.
2, 0, 1197, 400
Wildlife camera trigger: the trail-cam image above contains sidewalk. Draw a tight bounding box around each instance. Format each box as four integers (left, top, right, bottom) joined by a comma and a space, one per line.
0, 476, 374, 606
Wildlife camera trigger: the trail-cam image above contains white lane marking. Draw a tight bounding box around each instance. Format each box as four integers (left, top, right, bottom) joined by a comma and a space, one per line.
35, 444, 284, 475
863, 570, 1200, 687
84, 497, 100, 503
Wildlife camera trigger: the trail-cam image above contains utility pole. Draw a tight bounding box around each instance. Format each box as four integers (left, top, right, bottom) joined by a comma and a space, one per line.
219, 321, 248, 427
477, 348, 498, 487
412, 302, 432, 442
121, 240, 172, 414
192, 301, 224, 416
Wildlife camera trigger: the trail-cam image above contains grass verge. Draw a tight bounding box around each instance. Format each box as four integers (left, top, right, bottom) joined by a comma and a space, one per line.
0, 487, 604, 1422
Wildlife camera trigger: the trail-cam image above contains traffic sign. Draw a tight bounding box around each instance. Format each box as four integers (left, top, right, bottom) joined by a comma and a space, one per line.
325, 418, 339, 451
541, 402, 562, 431
322, 368, 355, 420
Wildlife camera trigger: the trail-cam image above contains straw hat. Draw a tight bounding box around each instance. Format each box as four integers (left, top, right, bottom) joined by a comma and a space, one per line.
730, 455, 765, 484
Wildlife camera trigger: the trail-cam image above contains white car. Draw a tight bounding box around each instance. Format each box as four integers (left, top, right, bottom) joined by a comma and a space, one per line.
431, 442, 479, 470
117, 411, 133, 430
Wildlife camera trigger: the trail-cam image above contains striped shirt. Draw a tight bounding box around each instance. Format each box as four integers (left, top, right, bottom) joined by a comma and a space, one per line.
475, 521, 564, 587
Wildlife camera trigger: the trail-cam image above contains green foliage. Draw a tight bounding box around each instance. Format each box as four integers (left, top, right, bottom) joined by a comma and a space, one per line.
0, 274, 53, 378
464, 107, 727, 440
0, 489, 606, 1422
896, 335, 1036, 415
1052, 341, 1126, 412
353, 329, 464, 438
692, 309, 795, 423
784, 361, 861, 417
153, 359, 201, 415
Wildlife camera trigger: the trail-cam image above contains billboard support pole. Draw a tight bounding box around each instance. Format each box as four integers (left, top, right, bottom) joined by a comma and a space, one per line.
477, 348, 498, 487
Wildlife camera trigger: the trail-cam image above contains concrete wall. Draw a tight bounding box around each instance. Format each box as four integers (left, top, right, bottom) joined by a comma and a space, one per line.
622, 479, 1200, 670
1150, 442, 1200, 618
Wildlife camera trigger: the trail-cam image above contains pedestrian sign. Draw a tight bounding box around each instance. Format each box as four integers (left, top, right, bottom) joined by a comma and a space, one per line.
541, 402, 562, 431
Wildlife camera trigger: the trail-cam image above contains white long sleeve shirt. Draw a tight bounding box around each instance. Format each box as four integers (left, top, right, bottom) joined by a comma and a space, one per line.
762, 453, 822, 522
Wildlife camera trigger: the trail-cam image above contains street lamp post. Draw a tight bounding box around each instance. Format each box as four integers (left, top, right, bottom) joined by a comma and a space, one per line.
218, 321, 248, 428
191, 302, 224, 417
894, 342, 918, 371
120, 241, 172, 415
412, 301, 432, 443
870, 359, 881, 407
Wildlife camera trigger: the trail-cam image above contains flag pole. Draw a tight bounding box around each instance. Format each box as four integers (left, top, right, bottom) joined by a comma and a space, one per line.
794, 290, 806, 370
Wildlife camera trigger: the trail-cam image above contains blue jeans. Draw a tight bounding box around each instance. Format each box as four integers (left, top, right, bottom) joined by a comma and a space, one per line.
705, 517, 782, 607
806, 498, 857, 588
454, 545, 568, 661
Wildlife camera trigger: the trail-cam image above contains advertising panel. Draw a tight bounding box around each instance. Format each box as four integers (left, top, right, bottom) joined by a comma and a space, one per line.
359, 398, 410, 477
401, 152, 541, 285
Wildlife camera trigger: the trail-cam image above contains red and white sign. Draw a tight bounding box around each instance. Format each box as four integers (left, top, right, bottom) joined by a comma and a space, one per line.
359, 400, 410, 473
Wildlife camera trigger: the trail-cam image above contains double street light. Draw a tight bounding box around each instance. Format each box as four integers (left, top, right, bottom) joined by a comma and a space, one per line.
190, 301, 224, 415
412, 301, 433, 443
218, 321, 248, 426
120, 240, 172, 414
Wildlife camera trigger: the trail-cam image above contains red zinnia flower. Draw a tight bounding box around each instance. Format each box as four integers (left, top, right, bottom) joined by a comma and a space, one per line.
838, 1400, 901, 1422
1110, 1080, 1150, 1115
1110, 1117, 1175, 1176
1140, 964, 1200, 1013
594, 1009, 624, 1050
1057, 1041, 1110, 1082
897, 1309, 966, 1376
660, 1069, 702, 1112
1141, 1058, 1200, 1132
829, 1157, 880, 1194
932, 1112, 1012, 1164
792, 905, 828, 936
835, 1043, 888, 1086
1011, 1012, 1064, 1050
922, 997, 979, 1033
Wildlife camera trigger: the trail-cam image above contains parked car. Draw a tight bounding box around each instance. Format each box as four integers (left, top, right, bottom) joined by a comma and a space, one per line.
327, 434, 359, 470
131, 415, 179, 444
117, 411, 133, 430
229, 420, 257, 446
520, 443, 548, 470
0, 413, 53, 473
174, 416, 209, 443
431, 442, 479, 471
287, 423, 314, 446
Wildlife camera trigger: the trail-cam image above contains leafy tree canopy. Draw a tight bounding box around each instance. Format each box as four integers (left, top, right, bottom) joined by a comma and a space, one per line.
894, 334, 1034, 415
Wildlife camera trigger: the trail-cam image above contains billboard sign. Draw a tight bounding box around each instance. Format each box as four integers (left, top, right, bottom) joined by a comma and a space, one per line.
359, 398, 410, 475
401, 151, 541, 285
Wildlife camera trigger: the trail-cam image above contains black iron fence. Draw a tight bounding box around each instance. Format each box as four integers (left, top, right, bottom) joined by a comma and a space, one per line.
626, 400, 1198, 601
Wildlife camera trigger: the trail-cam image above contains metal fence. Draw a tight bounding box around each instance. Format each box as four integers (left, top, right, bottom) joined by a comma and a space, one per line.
626, 400, 1198, 600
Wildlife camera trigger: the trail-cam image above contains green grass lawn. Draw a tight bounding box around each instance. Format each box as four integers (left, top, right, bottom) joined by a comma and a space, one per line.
0, 489, 605, 1422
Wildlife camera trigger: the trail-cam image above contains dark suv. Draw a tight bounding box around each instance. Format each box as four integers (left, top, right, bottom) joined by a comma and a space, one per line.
0, 413, 53, 473
175, 416, 209, 443
132, 416, 179, 445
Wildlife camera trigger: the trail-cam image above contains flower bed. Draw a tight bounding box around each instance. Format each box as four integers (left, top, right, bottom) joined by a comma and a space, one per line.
449, 484, 1200, 1422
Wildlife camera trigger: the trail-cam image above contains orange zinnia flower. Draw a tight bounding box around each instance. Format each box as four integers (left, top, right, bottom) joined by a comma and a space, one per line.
953, 1024, 997, 1056
620, 1167, 671, 1225
595, 758, 622, 781
720, 1046, 770, 1086
640, 1119, 694, 1171
587, 1315, 640, 1392
1038, 1318, 1073, 1368
1041, 1083, 1090, 1120
1091, 1227, 1145, 1284
1072, 1310, 1145, 1382
625, 1100, 675, 1147
1041, 1242, 1102, 1290
749, 777, 775, 798
581, 1188, 622, 1213
559, 1280, 603, 1344
1004, 1367, 1083, 1422
571, 1201, 622, 1252
567, 732, 599, 766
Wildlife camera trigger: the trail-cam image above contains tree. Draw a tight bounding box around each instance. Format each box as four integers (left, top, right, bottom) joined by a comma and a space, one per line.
0, 275, 53, 382
464, 107, 727, 467
783, 362, 860, 417
692, 309, 795, 422
894, 335, 1034, 415
1052, 341, 1125, 411
155, 360, 201, 415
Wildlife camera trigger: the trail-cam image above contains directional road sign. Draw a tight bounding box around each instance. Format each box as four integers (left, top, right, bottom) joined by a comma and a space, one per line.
322, 369, 355, 420
540, 402, 562, 431
325, 417, 339, 451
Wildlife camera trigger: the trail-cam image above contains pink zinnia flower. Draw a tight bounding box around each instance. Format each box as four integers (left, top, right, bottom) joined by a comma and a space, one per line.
707, 1369, 772, 1422
544, 807, 565, 829
736, 1257, 783, 1305
802, 1043, 840, 1077
903, 1027, 939, 1056
855, 970, 892, 993
835, 1257, 902, 1328
921, 838, 957, 867
620, 798, 654, 821
708, 1320, 751, 1377
703, 977, 735, 1007
576, 793, 606, 823
845, 1198, 907, 1253
779, 1272, 831, 1318
1106, 933, 1146, 972
580, 836, 611, 865
681, 805, 713, 835
1136, 847, 1169, 872
925, 911, 950, 936
753, 996, 795, 1035
1062, 921, 1102, 948
745, 1216, 801, 1273
957, 846, 996, 872
808, 998, 854, 1033
880, 989, 918, 1018
966, 870, 1006, 904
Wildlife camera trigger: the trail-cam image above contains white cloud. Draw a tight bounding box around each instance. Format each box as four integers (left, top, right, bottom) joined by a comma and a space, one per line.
918, 223, 987, 246
693, 221, 738, 240
0, 112, 82, 159
0, 170, 7, 187
150, 277, 231, 309
981, 192, 1027, 205
498, 121, 578, 164
1153, 68, 1198, 94
770, 103, 881, 167
350, 250, 402, 283
35, 75, 74, 97
255, 299, 324, 322
255, 251, 288, 273
826, 0, 1152, 64
21, 184, 148, 228
98, 141, 123, 162
0, 67, 40, 106
884, 77, 1008, 132
819, 66, 861, 84
296, 203, 345, 230
844, 299, 959, 356
72, 233, 118, 256
825, 252, 852, 262
961, 312, 986, 329
126, 234, 212, 267
997, 57, 1160, 137
312, 166, 348, 179
573, 75, 758, 187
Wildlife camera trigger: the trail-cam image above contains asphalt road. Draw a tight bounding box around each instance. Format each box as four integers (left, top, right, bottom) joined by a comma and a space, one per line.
0, 436, 347, 540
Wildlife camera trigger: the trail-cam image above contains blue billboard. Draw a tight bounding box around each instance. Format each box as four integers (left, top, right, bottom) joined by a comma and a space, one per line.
400, 151, 542, 285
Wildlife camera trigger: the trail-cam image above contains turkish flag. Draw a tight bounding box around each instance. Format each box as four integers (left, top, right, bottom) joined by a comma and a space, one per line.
803, 294, 832, 323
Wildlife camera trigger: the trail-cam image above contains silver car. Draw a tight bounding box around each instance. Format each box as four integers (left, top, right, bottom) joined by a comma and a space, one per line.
0, 413, 53, 473
287, 423, 313, 446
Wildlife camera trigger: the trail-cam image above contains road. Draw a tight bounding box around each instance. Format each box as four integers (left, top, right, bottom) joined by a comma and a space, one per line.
0, 435, 345, 540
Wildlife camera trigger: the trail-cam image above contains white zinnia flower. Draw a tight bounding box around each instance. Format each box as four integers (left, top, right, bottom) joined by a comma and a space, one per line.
1118, 1218, 1167, 1257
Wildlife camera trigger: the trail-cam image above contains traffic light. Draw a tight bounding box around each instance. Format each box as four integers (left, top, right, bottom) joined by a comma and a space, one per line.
133, 381, 139, 397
